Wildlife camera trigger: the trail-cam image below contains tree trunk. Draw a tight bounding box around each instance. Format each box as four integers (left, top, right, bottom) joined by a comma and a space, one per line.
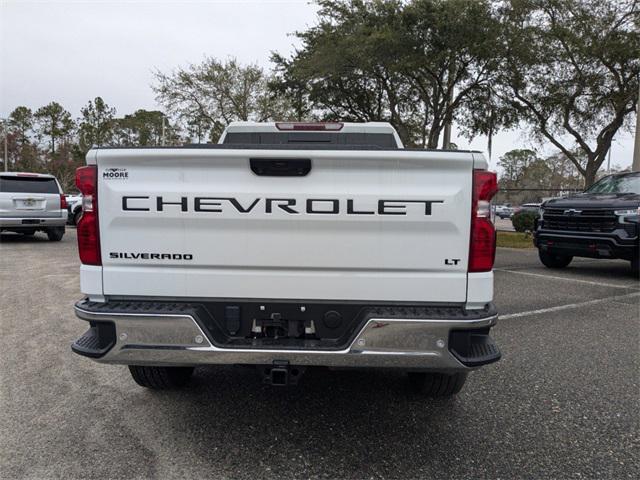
426, 124, 440, 149
584, 160, 599, 188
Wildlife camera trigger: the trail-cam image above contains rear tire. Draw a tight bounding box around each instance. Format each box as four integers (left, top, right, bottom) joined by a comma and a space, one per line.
128, 365, 194, 389
73, 209, 82, 226
46, 226, 65, 241
407, 372, 468, 397
538, 249, 572, 269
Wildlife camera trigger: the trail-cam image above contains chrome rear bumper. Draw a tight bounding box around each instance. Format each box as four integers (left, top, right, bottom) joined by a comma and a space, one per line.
0, 215, 67, 227
73, 302, 499, 371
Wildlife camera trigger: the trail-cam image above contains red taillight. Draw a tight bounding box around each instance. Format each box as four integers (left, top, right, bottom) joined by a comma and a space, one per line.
75, 166, 101, 265
275, 122, 344, 131
60, 194, 68, 209
469, 170, 498, 272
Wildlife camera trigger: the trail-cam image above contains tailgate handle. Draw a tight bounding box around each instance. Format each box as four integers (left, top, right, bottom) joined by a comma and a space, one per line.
250, 159, 311, 177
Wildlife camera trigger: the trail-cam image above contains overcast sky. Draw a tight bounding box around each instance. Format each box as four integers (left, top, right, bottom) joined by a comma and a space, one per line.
1, 0, 636, 170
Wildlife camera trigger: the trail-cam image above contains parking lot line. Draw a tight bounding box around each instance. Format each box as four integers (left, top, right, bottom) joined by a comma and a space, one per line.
496, 268, 640, 290
500, 291, 640, 320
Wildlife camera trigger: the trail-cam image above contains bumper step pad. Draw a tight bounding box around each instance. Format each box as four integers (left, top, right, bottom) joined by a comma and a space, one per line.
449, 329, 501, 367
71, 323, 116, 358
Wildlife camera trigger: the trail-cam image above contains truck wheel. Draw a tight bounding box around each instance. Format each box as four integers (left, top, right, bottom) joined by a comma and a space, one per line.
128, 366, 194, 389
407, 372, 468, 397
46, 227, 65, 241
538, 249, 572, 269
73, 209, 82, 225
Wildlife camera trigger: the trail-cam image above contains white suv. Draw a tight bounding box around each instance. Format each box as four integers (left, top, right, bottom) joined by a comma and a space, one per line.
0, 172, 68, 241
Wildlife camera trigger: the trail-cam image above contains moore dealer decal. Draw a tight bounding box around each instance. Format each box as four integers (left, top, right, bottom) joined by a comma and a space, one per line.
110, 252, 193, 260
121, 196, 444, 216
103, 168, 129, 180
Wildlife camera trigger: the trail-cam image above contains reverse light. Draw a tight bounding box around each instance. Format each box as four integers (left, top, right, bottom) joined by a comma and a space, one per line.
75, 166, 101, 265
275, 122, 344, 131
469, 170, 498, 272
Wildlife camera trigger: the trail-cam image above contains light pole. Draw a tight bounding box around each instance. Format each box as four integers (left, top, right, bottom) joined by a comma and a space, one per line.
633, 82, 640, 172
442, 63, 455, 150
3, 119, 7, 172
161, 115, 166, 146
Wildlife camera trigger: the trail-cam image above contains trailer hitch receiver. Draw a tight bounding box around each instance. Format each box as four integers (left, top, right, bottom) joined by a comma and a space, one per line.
260, 360, 305, 386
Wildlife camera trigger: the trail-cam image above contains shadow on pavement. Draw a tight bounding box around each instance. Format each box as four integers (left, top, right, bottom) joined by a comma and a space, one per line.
127, 366, 471, 478
0, 232, 50, 242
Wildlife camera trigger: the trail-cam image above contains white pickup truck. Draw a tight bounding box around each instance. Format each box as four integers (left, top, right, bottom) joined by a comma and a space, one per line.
71, 122, 501, 396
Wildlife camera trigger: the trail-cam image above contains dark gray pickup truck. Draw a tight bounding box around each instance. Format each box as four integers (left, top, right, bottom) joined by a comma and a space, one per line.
534, 171, 639, 276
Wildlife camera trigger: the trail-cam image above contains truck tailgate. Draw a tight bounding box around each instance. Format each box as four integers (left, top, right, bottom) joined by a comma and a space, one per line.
95, 148, 473, 302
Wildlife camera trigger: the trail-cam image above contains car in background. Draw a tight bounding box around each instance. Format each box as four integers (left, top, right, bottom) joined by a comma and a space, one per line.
494, 204, 514, 219
513, 203, 542, 215
65, 192, 81, 204
0, 172, 67, 240
534, 172, 639, 275
65, 192, 83, 225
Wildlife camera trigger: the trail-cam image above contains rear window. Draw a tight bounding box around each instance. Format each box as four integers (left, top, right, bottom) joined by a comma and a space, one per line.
223, 132, 399, 148
0, 176, 60, 194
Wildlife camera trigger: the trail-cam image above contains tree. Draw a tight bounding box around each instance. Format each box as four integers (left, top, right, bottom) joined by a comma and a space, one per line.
497, 148, 583, 204
34, 102, 75, 155
8, 106, 34, 146
267, 66, 315, 122
185, 115, 210, 144
497, 149, 540, 182
15, 144, 43, 173
153, 57, 294, 139
78, 97, 116, 152
113, 110, 178, 147
497, 0, 640, 186
0, 129, 41, 173
47, 142, 83, 192
544, 151, 585, 190
271, 0, 504, 147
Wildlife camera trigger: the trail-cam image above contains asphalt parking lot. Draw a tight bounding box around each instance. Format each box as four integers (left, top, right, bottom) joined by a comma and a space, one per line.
1, 229, 638, 480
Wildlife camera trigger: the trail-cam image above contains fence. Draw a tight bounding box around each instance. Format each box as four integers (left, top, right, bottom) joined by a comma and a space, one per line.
494, 187, 582, 206
493, 187, 582, 232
